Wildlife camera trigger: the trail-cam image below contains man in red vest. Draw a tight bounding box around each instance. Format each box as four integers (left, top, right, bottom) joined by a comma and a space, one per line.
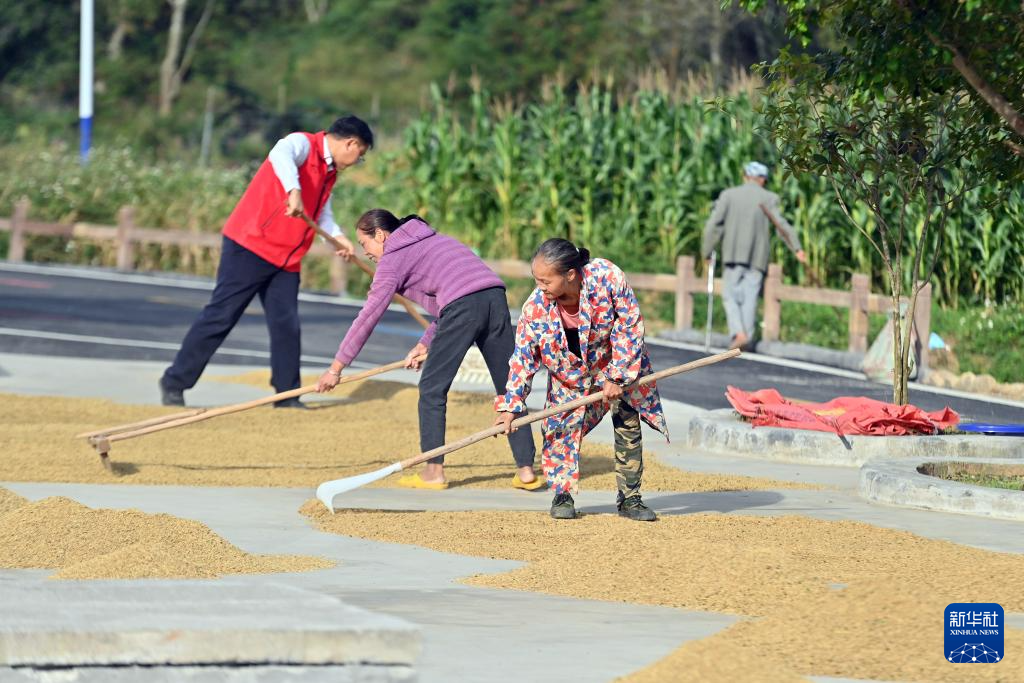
159, 116, 374, 407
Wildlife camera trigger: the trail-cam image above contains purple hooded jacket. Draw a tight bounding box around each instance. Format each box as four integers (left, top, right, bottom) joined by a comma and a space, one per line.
334, 219, 505, 365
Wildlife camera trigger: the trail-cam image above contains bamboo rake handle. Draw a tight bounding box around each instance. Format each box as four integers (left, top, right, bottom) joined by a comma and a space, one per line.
299, 212, 431, 330
76, 408, 206, 439
99, 356, 425, 445
397, 348, 741, 470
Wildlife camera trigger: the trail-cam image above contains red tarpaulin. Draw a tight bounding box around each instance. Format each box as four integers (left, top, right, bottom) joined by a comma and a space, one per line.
725, 387, 959, 436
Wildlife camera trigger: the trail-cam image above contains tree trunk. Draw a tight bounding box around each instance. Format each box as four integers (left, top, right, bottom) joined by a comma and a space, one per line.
887, 267, 911, 405
303, 0, 328, 24
159, 0, 187, 116
158, 0, 214, 116
707, 1, 723, 89
890, 307, 907, 405
108, 19, 129, 60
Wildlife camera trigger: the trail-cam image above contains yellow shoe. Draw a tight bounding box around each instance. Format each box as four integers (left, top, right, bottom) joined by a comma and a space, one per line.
397, 473, 449, 490
511, 473, 547, 491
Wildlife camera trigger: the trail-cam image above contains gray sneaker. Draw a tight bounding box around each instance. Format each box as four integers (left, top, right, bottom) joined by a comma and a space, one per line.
274, 397, 308, 409
617, 494, 657, 522
159, 377, 185, 407
550, 493, 577, 520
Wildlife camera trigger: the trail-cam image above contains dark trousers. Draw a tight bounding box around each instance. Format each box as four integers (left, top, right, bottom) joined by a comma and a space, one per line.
162, 237, 301, 394
419, 287, 536, 468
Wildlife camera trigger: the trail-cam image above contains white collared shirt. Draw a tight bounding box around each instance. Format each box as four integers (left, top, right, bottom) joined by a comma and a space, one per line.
267, 133, 341, 237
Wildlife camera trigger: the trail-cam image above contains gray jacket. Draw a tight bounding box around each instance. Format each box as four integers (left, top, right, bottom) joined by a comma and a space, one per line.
701, 181, 801, 272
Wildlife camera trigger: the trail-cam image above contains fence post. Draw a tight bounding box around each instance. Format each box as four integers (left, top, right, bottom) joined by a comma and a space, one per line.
675, 256, 694, 331
762, 263, 782, 342
8, 198, 29, 262
115, 206, 136, 271
914, 280, 932, 375
848, 273, 870, 353
329, 257, 348, 297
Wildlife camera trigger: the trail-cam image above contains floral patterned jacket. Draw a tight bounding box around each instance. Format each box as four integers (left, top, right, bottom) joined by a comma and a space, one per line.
495, 258, 668, 440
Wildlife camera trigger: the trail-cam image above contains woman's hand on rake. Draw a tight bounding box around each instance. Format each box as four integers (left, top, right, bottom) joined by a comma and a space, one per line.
404, 343, 428, 370
493, 411, 517, 435
602, 381, 624, 401
333, 232, 355, 261
317, 364, 344, 393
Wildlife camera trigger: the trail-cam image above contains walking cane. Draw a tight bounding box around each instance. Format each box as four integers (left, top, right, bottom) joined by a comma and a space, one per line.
704, 251, 716, 353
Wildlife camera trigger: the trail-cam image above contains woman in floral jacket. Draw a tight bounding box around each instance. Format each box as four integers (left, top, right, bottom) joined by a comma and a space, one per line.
494, 238, 667, 521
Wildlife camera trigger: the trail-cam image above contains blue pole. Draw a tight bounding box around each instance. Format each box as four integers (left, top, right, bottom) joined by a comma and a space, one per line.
79, 0, 94, 163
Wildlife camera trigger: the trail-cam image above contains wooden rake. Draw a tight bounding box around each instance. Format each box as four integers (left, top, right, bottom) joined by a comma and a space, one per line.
315, 348, 741, 512
78, 356, 424, 471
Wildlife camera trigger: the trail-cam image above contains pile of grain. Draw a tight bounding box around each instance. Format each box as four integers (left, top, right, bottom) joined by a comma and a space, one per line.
0, 386, 811, 493
0, 489, 331, 579
0, 487, 28, 515
301, 504, 1024, 683
624, 639, 809, 683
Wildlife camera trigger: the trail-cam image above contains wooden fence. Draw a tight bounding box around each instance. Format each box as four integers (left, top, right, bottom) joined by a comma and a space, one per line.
0, 199, 930, 368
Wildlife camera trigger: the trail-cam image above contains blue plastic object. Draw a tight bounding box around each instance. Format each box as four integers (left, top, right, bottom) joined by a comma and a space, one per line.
959, 423, 1024, 436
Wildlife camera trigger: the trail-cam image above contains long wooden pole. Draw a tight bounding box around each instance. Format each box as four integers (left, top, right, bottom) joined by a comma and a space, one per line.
299, 212, 430, 329
76, 408, 205, 439
399, 349, 739, 469
94, 356, 423, 447
316, 349, 741, 510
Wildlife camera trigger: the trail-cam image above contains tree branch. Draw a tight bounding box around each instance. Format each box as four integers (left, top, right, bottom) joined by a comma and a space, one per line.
176, 0, 215, 84
923, 31, 1024, 140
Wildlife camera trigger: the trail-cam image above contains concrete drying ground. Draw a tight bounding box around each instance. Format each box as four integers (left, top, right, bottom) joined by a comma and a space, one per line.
1, 351, 1022, 682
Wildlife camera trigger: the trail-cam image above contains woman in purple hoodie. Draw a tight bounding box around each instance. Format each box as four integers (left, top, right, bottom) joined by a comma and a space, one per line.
316, 209, 542, 491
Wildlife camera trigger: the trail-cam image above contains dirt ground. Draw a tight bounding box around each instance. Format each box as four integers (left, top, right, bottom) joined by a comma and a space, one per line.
0, 384, 812, 493
301, 504, 1023, 683
0, 488, 331, 579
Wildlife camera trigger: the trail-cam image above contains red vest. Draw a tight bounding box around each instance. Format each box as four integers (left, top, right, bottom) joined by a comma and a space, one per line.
222, 131, 337, 272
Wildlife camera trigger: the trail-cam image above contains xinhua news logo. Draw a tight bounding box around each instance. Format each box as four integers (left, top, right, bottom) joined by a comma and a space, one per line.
945, 603, 1004, 664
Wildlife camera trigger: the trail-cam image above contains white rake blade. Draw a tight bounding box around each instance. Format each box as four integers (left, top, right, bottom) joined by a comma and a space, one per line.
315, 462, 402, 513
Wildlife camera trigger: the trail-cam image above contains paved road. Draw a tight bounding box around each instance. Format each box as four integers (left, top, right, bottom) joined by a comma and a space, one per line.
2, 262, 1022, 423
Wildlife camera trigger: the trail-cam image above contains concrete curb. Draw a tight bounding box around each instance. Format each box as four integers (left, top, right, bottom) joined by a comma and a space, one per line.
688, 409, 1024, 467
860, 457, 1024, 521
2, 665, 415, 683
0, 581, 420, 669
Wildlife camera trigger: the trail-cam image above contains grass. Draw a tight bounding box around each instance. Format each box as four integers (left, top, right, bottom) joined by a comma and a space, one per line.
919, 462, 1024, 492
932, 305, 1024, 383
949, 473, 1024, 491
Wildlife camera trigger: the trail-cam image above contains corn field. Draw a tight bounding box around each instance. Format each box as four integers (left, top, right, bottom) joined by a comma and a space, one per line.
2, 77, 1023, 306
392, 78, 1024, 306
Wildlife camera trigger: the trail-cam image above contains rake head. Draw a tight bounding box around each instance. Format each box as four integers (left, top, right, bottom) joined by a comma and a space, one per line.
315, 462, 402, 513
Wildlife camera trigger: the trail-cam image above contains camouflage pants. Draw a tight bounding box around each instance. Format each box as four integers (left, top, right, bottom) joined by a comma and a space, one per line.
541, 398, 645, 496
612, 401, 644, 498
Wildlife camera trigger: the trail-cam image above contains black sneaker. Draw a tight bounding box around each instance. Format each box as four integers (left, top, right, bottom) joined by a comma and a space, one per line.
159, 377, 185, 407
617, 494, 657, 522
550, 493, 577, 520
274, 397, 308, 409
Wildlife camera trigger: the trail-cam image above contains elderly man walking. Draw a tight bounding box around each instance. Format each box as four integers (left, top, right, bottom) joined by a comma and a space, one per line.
701, 161, 806, 350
